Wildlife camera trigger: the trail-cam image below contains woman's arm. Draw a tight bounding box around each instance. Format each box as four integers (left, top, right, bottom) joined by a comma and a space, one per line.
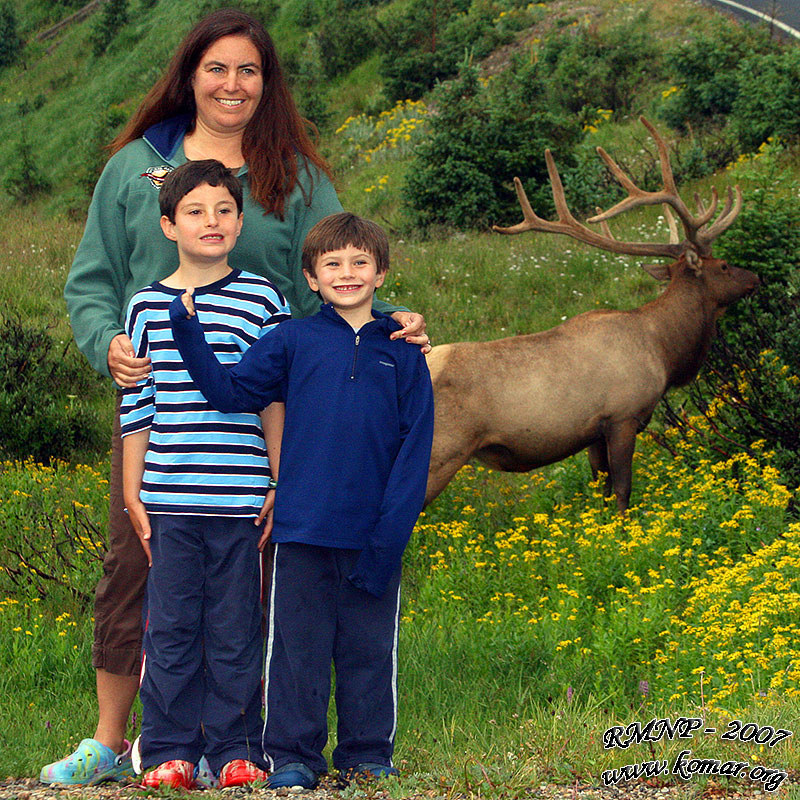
65, 150, 154, 383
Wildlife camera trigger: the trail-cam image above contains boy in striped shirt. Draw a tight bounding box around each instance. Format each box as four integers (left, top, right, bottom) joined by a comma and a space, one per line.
120, 160, 287, 790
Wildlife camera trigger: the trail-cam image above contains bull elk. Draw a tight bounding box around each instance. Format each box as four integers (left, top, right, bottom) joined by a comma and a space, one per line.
425, 117, 758, 511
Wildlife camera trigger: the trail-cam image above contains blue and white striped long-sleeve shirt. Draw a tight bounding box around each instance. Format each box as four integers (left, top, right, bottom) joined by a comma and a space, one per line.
120, 269, 290, 516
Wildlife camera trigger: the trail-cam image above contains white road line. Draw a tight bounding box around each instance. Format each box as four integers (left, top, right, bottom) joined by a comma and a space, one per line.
705, 0, 800, 39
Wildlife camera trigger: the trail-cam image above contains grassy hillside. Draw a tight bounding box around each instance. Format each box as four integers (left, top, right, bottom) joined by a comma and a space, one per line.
0, 0, 739, 209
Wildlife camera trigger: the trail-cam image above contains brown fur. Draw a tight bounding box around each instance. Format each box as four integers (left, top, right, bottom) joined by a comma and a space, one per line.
425, 255, 758, 511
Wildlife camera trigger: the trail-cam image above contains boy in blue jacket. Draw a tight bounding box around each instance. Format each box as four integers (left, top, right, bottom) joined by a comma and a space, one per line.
170, 212, 434, 789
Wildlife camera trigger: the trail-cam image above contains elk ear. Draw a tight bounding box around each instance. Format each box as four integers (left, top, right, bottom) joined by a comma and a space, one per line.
642, 263, 671, 281
685, 248, 702, 276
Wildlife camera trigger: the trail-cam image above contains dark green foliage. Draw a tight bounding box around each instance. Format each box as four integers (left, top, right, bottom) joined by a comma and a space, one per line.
377, 0, 511, 102
317, 5, 377, 79
0, 1, 22, 69
658, 173, 800, 486
0, 317, 108, 463
194, 0, 276, 27
292, 33, 331, 131
538, 14, 658, 116
90, 0, 129, 57
715, 183, 800, 305
659, 21, 773, 132
729, 50, 800, 152
78, 105, 128, 198
560, 142, 624, 218
299, 0, 321, 26
15, 94, 46, 117
404, 59, 582, 230
3, 133, 51, 205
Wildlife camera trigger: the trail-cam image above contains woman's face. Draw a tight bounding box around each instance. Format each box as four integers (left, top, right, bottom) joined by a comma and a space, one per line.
192, 34, 264, 135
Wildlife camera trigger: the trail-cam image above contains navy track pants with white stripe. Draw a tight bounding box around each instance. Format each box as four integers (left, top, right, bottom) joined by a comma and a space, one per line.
263, 542, 401, 774
140, 514, 266, 773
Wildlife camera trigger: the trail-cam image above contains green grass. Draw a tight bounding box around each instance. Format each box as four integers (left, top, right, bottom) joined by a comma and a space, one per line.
2, 448, 799, 794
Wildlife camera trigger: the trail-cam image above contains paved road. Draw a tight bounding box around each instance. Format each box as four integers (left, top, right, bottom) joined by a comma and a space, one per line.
699, 0, 800, 39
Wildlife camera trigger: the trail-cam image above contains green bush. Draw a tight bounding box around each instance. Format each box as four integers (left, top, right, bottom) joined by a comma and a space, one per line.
291, 33, 331, 132
403, 58, 582, 230
90, 0, 129, 57
3, 133, 51, 205
0, 1, 22, 69
377, 0, 515, 102
0, 316, 108, 463
659, 20, 773, 133
538, 13, 659, 117
317, 5, 378, 79
657, 149, 800, 486
729, 49, 800, 152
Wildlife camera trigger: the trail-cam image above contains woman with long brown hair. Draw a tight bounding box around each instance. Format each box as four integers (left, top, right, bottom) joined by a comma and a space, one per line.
44, 7, 428, 790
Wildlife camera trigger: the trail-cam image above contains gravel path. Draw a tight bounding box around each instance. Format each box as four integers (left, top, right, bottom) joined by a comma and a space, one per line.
1, 776, 796, 800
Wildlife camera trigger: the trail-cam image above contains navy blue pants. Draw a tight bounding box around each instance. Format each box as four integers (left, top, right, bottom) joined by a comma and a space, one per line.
263, 542, 402, 774
140, 515, 266, 773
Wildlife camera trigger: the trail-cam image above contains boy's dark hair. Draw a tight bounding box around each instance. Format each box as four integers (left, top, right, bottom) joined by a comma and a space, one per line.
302, 213, 390, 276
159, 159, 243, 222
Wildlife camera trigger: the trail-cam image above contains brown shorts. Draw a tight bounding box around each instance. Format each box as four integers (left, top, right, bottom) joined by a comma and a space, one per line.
91, 392, 150, 676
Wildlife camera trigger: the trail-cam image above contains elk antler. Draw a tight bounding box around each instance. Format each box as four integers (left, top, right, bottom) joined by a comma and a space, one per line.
493, 116, 742, 259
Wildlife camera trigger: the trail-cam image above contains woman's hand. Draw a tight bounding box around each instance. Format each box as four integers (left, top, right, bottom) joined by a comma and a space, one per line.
390, 311, 432, 354
108, 334, 152, 387
255, 490, 275, 551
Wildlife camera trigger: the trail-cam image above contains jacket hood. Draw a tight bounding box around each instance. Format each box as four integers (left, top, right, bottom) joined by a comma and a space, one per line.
143, 114, 193, 161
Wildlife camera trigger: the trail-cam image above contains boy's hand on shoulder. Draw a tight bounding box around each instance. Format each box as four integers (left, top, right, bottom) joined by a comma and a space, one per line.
181, 288, 196, 318
389, 311, 432, 353
128, 499, 152, 566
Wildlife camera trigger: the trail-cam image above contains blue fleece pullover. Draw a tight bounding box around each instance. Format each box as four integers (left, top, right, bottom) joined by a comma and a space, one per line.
171, 299, 434, 597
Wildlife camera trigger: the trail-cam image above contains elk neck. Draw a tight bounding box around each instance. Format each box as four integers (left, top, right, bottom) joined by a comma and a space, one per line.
641, 269, 720, 389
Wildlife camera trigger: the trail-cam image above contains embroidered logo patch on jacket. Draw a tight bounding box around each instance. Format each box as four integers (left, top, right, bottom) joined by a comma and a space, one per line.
140, 165, 173, 189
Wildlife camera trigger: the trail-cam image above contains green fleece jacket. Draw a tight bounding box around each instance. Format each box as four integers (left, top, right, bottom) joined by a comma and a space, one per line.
65, 116, 403, 378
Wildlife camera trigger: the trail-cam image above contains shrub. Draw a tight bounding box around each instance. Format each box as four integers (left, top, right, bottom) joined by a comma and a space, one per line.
3, 133, 51, 205
729, 49, 800, 152
538, 13, 659, 117
291, 33, 331, 132
404, 59, 582, 230
659, 20, 773, 133
0, 316, 108, 463
317, 6, 378, 79
90, 0, 129, 57
656, 146, 800, 486
0, 1, 22, 68
377, 0, 515, 102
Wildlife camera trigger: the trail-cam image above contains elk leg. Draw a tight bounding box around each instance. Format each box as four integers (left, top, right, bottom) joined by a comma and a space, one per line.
605, 420, 639, 513
587, 439, 612, 496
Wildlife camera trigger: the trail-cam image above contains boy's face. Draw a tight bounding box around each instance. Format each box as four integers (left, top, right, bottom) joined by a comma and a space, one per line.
304, 244, 385, 315
160, 182, 243, 264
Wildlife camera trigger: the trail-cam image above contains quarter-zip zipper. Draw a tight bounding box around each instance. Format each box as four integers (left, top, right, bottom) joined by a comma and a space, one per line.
350, 334, 361, 380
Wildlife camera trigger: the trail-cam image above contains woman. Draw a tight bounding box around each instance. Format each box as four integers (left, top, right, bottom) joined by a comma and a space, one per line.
42, 8, 428, 788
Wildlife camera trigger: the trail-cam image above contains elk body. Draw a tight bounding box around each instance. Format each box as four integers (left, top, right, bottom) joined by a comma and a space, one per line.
426, 118, 759, 511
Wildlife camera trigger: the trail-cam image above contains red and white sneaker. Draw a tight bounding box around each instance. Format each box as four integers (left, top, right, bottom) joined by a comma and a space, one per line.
141, 759, 195, 789
218, 759, 267, 788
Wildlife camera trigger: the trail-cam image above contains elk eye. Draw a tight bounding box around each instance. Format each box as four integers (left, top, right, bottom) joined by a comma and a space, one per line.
720, 263, 728, 271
